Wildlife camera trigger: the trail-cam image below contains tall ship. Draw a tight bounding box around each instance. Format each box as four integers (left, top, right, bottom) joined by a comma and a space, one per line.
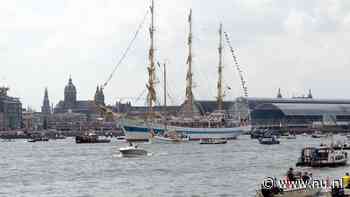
121, 2, 251, 141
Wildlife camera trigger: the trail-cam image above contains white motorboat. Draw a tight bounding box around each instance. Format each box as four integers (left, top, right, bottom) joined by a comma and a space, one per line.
151, 130, 189, 144
259, 136, 280, 145
151, 135, 181, 144
119, 144, 147, 157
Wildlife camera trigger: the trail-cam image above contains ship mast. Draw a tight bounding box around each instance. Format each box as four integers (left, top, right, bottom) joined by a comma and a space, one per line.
217, 23, 224, 111
147, 0, 156, 121
185, 9, 194, 115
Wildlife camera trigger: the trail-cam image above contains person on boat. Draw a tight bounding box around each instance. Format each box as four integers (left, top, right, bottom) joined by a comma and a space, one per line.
342, 172, 350, 189
129, 142, 133, 147
287, 168, 296, 181
302, 172, 310, 184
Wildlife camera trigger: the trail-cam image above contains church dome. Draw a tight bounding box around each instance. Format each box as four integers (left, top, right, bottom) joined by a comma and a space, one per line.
65, 77, 76, 93
64, 76, 77, 106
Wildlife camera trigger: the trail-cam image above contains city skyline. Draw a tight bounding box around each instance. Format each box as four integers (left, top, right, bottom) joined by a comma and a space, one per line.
2, 0, 350, 110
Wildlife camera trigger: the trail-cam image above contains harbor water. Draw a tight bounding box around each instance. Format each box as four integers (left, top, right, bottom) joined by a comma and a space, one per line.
0, 135, 349, 197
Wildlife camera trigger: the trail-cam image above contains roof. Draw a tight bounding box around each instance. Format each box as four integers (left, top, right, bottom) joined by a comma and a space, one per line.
238, 96, 350, 105
272, 103, 350, 116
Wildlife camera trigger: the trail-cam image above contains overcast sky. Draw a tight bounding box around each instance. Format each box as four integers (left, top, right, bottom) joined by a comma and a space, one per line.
2, 0, 350, 110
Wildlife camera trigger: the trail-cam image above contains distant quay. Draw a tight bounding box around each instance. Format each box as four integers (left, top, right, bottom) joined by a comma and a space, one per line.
0, 129, 123, 139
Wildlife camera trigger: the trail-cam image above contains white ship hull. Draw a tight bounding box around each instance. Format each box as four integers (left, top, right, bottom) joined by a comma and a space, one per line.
122, 123, 250, 141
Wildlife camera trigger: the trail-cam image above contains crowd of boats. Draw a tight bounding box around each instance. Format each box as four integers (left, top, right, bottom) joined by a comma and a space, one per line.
250, 129, 350, 197
2, 125, 350, 196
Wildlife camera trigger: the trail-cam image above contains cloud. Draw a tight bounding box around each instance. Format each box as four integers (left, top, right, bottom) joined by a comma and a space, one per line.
2, 0, 350, 110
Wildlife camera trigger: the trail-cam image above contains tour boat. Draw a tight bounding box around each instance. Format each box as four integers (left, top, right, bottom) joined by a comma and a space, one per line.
75, 132, 111, 144
296, 146, 348, 167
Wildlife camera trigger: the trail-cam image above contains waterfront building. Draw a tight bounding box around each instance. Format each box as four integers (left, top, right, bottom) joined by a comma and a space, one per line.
53, 77, 103, 118
0, 87, 22, 130
22, 109, 45, 131
49, 110, 88, 131
234, 92, 350, 129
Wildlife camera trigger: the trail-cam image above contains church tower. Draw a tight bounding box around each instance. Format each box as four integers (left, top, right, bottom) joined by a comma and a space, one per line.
64, 76, 77, 108
94, 85, 105, 106
41, 88, 51, 115
307, 89, 313, 99
277, 88, 282, 99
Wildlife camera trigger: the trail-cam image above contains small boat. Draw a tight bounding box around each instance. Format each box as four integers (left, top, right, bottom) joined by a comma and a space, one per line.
256, 187, 321, 197
280, 134, 296, 140
311, 131, 327, 138
119, 143, 147, 157
51, 134, 66, 140
256, 185, 321, 197
27, 137, 49, 142
75, 132, 111, 144
258, 136, 280, 145
286, 135, 296, 139
151, 130, 188, 144
152, 135, 182, 143
331, 143, 350, 150
296, 146, 348, 167
1, 138, 15, 142
256, 169, 322, 197
115, 135, 127, 142
199, 138, 227, 144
